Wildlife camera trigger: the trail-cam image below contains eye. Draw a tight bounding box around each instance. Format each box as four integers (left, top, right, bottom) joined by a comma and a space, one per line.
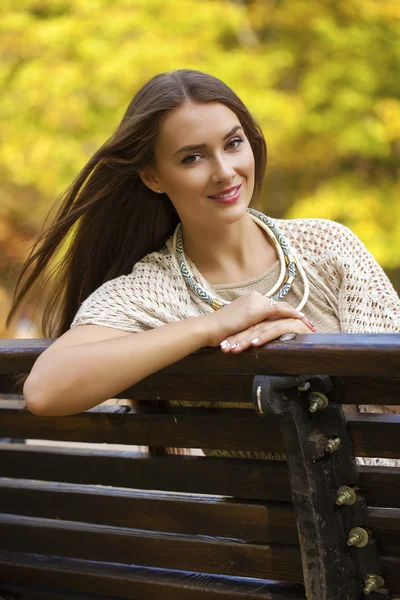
182, 153, 201, 165
226, 136, 244, 150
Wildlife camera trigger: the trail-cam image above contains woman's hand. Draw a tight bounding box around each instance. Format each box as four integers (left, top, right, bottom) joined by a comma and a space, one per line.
220, 316, 313, 353
200, 291, 315, 348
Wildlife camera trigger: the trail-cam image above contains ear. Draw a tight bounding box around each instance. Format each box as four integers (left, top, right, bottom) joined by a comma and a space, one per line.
139, 168, 162, 194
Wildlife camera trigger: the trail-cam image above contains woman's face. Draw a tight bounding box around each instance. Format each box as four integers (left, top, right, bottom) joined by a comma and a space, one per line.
142, 101, 255, 230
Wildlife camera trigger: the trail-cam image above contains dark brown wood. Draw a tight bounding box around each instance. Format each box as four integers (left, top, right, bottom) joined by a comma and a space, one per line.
0, 582, 123, 600
358, 466, 400, 508
2, 337, 400, 599
0, 513, 303, 581
381, 556, 400, 593
332, 376, 400, 405
0, 551, 307, 600
255, 377, 362, 600
1, 445, 398, 507
0, 402, 285, 452
3, 402, 400, 459
0, 443, 292, 500
0, 479, 299, 545
0, 338, 54, 374
348, 414, 400, 458
2, 370, 400, 406
2, 334, 400, 376
368, 508, 400, 556
0, 374, 23, 394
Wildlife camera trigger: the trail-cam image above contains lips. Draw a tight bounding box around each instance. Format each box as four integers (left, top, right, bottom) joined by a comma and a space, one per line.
208, 184, 242, 199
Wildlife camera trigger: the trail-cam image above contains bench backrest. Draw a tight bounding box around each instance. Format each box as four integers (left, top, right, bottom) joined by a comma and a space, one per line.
0, 334, 400, 600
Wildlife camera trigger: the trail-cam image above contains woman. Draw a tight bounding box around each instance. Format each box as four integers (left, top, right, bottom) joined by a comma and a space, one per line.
7, 70, 400, 464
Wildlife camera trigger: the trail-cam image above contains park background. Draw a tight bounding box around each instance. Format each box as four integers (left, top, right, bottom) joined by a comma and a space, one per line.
1, 0, 400, 338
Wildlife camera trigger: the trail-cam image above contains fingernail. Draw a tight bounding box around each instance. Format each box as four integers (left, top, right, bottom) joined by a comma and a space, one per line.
251, 338, 260, 344
230, 343, 239, 350
220, 340, 230, 349
308, 320, 317, 332
298, 311, 305, 317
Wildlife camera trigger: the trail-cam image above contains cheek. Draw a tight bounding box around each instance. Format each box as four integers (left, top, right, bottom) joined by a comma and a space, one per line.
243, 149, 255, 178
172, 168, 206, 194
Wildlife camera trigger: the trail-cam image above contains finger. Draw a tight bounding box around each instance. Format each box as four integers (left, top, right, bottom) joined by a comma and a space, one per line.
220, 308, 314, 351
223, 319, 314, 353
248, 319, 313, 349
220, 323, 260, 352
265, 301, 315, 332
220, 309, 315, 352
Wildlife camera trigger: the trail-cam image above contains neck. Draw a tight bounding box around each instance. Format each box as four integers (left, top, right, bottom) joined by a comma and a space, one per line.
181, 212, 278, 284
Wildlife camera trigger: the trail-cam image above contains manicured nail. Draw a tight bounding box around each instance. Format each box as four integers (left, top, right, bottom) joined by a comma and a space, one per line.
230, 343, 239, 350
220, 340, 230, 349
307, 320, 317, 332
298, 311, 305, 317
251, 338, 260, 344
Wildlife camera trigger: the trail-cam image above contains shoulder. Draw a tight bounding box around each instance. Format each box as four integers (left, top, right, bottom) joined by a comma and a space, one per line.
132, 236, 178, 279
70, 236, 191, 330
101, 237, 179, 289
273, 217, 357, 257
274, 216, 351, 239
78, 237, 179, 307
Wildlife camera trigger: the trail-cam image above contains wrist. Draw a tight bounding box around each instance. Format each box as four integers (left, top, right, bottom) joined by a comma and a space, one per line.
189, 315, 214, 348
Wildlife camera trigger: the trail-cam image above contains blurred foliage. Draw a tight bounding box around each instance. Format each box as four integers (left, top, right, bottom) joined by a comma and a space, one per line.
1, 0, 399, 335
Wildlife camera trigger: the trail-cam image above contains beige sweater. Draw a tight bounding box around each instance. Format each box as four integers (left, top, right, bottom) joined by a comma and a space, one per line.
71, 217, 400, 333
71, 217, 400, 465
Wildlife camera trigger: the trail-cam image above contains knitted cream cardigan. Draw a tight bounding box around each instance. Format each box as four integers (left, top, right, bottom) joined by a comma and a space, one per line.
71, 218, 400, 334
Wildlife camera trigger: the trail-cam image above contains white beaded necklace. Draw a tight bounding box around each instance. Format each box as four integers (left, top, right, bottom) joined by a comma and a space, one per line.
172, 208, 309, 311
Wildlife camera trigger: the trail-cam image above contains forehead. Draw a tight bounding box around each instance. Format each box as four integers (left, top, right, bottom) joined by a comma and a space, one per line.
157, 102, 241, 150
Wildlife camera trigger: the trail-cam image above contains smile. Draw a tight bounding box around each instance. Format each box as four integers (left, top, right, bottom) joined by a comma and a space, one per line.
208, 184, 242, 200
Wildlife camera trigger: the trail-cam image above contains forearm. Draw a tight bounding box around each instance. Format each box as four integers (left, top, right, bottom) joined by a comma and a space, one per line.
24, 317, 209, 416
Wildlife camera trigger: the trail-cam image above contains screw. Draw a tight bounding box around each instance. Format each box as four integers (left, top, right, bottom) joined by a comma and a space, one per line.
325, 437, 342, 453
363, 574, 385, 595
336, 486, 357, 506
347, 527, 369, 548
308, 391, 329, 412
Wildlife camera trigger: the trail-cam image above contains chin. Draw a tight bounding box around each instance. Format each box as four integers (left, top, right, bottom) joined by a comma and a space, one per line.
215, 202, 249, 224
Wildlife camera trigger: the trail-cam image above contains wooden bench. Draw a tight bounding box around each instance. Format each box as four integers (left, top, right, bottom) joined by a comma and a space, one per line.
0, 333, 400, 600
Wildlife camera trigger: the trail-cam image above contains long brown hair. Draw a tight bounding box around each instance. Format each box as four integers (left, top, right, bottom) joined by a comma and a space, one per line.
7, 69, 267, 338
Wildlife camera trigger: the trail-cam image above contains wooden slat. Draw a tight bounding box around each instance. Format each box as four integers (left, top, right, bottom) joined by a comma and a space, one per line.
0, 479, 298, 545
3, 373, 399, 406
368, 507, 400, 556
358, 466, 400, 508
1, 445, 399, 506
2, 403, 400, 458
2, 335, 400, 376
123, 373, 400, 405
2, 371, 400, 406
0, 551, 307, 600
348, 414, 400, 458
381, 556, 400, 593
0, 513, 303, 582
0, 403, 284, 453
0, 443, 292, 501
332, 376, 400, 405
0, 582, 124, 600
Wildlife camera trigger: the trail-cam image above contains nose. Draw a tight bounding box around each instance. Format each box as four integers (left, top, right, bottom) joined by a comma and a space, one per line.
210, 155, 236, 185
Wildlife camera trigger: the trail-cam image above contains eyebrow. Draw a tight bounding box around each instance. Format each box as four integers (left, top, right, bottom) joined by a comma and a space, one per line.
173, 125, 244, 156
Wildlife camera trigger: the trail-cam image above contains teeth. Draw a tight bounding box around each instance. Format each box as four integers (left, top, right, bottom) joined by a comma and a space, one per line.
211, 188, 237, 199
